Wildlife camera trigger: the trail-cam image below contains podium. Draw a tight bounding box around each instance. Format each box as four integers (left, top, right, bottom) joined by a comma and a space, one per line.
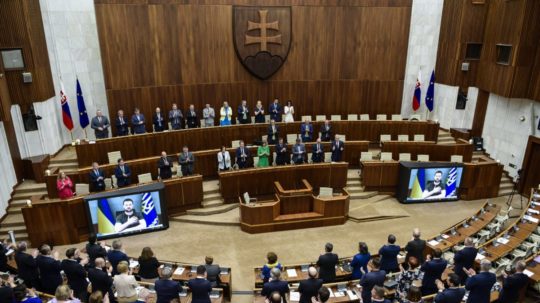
239, 179, 349, 233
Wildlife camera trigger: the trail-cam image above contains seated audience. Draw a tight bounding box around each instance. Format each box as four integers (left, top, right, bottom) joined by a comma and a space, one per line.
261, 252, 282, 283
360, 258, 386, 303
434, 274, 465, 303
317, 243, 338, 283
420, 248, 447, 295
138, 247, 159, 282
300, 119, 313, 142
292, 138, 306, 164
131, 108, 146, 134
152, 107, 167, 132
89, 162, 106, 192
61, 248, 89, 301
235, 141, 250, 169
257, 140, 270, 167
91, 110, 110, 139
497, 261, 529, 303
371, 285, 390, 303
154, 267, 182, 303
56, 171, 74, 199
113, 261, 138, 303
351, 241, 370, 279
188, 265, 212, 303
405, 228, 426, 264
254, 100, 265, 123
275, 138, 288, 166
49, 285, 81, 303
185, 104, 199, 128
220, 101, 232, 126
157, 151, 173, 180
453, 237, 477, 284
178, 146, 195, 176
379, 234, 400, 273
202, 103, 215, 127
114, 158, 131, 188
204, 256, 221, 288
36, 244, 61, 295
298, 266, 322, 303
311, 138, 325, 163
217, 146, 231, 171
396, 257, 423, 300
261, 268, 289, 303
107, 240, 129, 276
320, 120, 332, 141
237, 100, 250, 124
115, 110, 129, 136
87, 258, 112, 299
169, 103, 183, 130
464, 259, 496, 303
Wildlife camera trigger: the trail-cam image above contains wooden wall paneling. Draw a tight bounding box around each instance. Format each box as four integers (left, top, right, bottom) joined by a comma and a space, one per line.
470, 88, 489, 137
520, 136, 540, 197
513, 0, 540, 98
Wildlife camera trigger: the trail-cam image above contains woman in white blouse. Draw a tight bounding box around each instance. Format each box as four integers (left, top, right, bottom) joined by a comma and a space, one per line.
113, 261, 138, 303
217, 146, 231, 171
283, 100, 294, 123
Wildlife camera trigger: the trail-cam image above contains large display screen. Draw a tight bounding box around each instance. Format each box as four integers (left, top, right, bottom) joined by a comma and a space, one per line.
84, 183, 169, 240
397, 162, 464, 203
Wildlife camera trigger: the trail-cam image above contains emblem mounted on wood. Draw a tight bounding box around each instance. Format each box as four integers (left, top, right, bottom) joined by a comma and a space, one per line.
233, 6, 292, 80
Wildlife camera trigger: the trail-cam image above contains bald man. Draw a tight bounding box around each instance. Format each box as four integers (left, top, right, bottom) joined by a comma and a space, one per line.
298, 266, 323, 303
405, 228, 426, 264
91, 110, 110, 139
157, 151, 173, 180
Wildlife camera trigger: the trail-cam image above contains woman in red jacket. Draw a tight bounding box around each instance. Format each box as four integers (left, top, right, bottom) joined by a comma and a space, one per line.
56, 170, 74, 199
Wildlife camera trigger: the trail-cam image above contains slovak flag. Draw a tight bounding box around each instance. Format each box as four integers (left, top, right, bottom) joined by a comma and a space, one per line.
60, 82, 74, 131
412, 71, 422, 111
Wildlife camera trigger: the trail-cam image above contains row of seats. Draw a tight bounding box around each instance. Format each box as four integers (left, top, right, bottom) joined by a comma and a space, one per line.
360, 152, 464, 163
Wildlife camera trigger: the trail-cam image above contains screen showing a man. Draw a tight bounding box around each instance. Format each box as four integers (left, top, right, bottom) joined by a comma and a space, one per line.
115, 199, 146, 232
422, 170, 446, 199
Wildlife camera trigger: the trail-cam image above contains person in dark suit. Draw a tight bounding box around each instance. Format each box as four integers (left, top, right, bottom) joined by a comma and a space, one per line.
300, 119, 313, 142
91, 110, 110, 139
360, 258, 386, 303
269, 99, 282, 122
115, 109, 129, 136
405, 228, 426, 265
188, 265, 212, 303
378, 234, 400, 273
237, 100, 250, 124
267, 120, 279, 144
371, 285, 391, 303
434, 274, 465, 303
261, 268, 290, 303
87, 258, 113, 298
292, 138, 306, 164
320, 120, 332, 141
464, 259, 496, 303
331, 135, 344, 162
114, 158, 131, 188
298, 266, 323, 303
61, 248, 89, 301
178, 146, 195, 176
36, 244, 62, 295
137, 247, 159, 282
89, 162, 106, 192
316, 243, 339, 283
497, 261, 529, 303
204, 256, 221, 288
314, 287, 330, 303
154, 267, 182, 303
421, 248, 448, 295
14, 242, 40, 289
84, 234, 107, 267
107, 240, 129, 276
169, 103, 183, 130
185, 104, 199, 128
131, 108, 146, 134
152, 107, 168, 132
235, 141, 250, 169
157, 151, 174, 180
311, 138, 325, 163
275, 138, 288, 166
453, 237, 478, 284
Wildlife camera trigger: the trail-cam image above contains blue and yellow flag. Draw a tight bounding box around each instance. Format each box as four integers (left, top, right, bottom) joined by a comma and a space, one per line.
410, 168, 425, 199
97, 198, 115, 234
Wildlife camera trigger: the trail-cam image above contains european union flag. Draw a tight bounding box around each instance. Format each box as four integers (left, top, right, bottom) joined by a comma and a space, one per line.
141, 192, 159, 227
425, 70, 435, 112
76, 79, 89, 128
97, 198, 115, 234
445, 167, 457, 197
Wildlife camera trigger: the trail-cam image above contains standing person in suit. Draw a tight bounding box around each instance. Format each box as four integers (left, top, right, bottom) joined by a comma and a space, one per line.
114, 158, 131, 188
317, 243, 339, 283
131, 108, 146, 134
320, 120, 332, 141
89, 162, 106, 192
257, 140, 270, 167
152, 107, 167, 132
331, 135, 344, 162
107, 240, 129, 276
254, 100, 265, 123
188, 265, 212, 303
36, 244, 62, 295
235, 141, 250, 169
137, 247, 159, 283
496, 261, 529, 303
168, 103, 183, 130
378, 234, 400, 273
91, 110, 110, 139
154, 267, 182, 303
220, 101, 232, 126
434, 274, 465, 303
405, 228, 426, 265
204, 256, 221, 288
14, 242, 39, 289
261, 252, 282, 284
237, 100, 250, 124
178, 146, 195, 176
421, 248, 448, 295
261, 268, 290, 303
202, 104, 215, 127
453, 237, 477, 285
269, 98, 282, 122
157, 151, 173, 180
267, 120, 279, 144
84, 235, 107, 268
115, 110, 129, 136
185, 104, 199, 128
217, 146, 231, 171
464, 260, 496, 303
360, 258, 386, 303
275, 138, 288, 166
61, 248, 89, 301
298, 267, 323, 303
56, 170, 74, 199
292, 138, 306, 164
87, 258, 113, 299
311, 138, 325, 163
350, 242, 371, 280
283, 100, 294, 123
300, 119, 313, 142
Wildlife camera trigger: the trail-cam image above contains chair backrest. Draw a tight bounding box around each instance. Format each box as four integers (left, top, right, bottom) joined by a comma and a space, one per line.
360, 114, 370, 121
138, 173, 153, 184
250, 116, 255, 123
168, 122, 172, 129
380, 134, 391, 142
107, 151, 122, 165
324, 152, 332, 163
111, 175, 117, 187
330, 115, 341, 121
261, 135, 268, 142
360, 152, 373, 161
450, 155, 463, 163
286, 133, 298, 144
200, 119, 205, 127
231, 140, 240, 148
75, 183, 89, 195
319, 187, 333, 197
265, 114, 271, 123
337, 134, 346, 142
347, 114, 358, 121
380, 152, 393, 161
409, 114, 422, 121
104, 178, 113, 190
398, 134, 409, 142
413, 134, 425, 141
315, 115, 326, 121
399, 153, 411, 161
376, 114, 387, 121
273, 152, 277, 165
302, 115, 312, 122
176, 164, 183, 177
391, 114, 402, 121
282, 114, 286, 121
253, 156, 259, 168
417, 154, 430, 162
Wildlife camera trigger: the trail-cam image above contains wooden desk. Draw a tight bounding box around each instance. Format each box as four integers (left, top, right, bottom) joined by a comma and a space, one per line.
359, 160, 399, 193
74, 120, 438, 167
253, 282, 362, 303
253, 261, 353, 287
381, 139, 473, 162
22, 155, 50, 183
525, 253, 540, 283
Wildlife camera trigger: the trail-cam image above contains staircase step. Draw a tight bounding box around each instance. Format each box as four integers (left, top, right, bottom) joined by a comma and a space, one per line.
12, 191, 47, 201
11, 199, 30, 207
203, 180, 220, 191
499, 183, 514, 190
350, 191, 378, 199
203, 188, 220, 195
347, 179, 361, 186
203, 192, 222, 201
1, 214, 25, 227
346, 187, 366, 194
202, 200, 224, 208
7, 206, 23, 215
49, 158, 78, 164
186, 203, 238, 216
0, 225, 26, 233
15, 183, 47, 194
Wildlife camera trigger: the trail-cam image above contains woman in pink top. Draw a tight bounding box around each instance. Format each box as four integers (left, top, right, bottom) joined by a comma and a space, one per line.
56, 171, 74, 199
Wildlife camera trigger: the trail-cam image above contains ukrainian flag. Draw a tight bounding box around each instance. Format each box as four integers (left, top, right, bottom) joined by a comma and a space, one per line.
97, 198, 115, 234
410, 168, 425, 199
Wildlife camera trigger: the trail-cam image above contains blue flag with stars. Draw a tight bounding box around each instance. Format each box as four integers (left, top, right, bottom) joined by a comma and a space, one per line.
425, 70, 435, 112
76, 78, 89, 128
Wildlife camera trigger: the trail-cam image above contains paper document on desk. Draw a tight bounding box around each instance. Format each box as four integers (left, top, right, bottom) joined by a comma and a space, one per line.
441, 234, 450, 239
475, 253, 486, 260
528, 208, 540, 214
333, 291, 345, 297
174, 267, 185, 275
523, 215, 539, 223
328, 288, 335, 297
496, 238, 509, 245
532, 202, 540, 206
428, 240, 439, 246
347, 290, 358, 300
289, 291, 300, 302
286, 269, 298, 277
523, 269, 534, 277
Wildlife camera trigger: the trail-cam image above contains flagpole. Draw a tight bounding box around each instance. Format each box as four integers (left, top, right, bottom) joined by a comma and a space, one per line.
69, 130, 74, 142
84, 128, 88, 140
